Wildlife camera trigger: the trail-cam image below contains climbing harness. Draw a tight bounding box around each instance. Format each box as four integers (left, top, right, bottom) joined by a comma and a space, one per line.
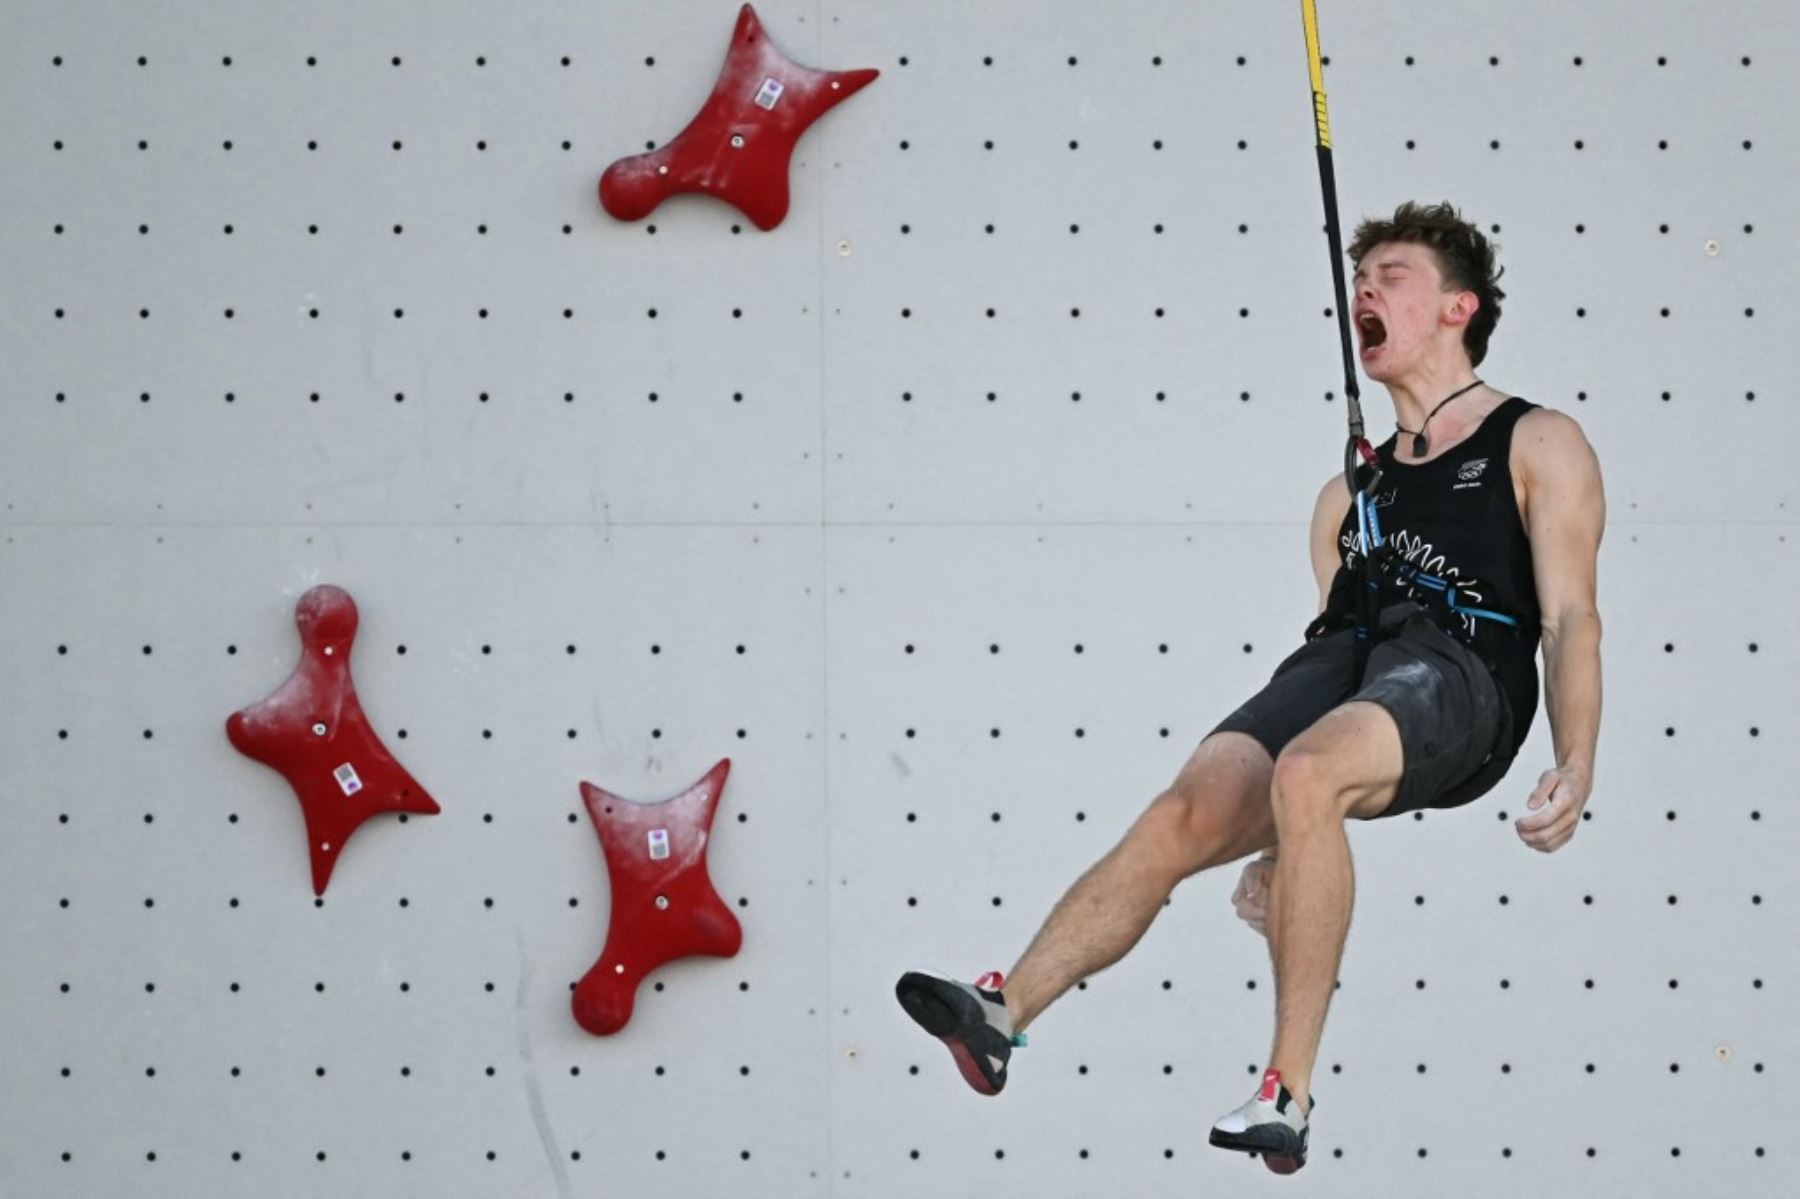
1353, 490, 1524, 635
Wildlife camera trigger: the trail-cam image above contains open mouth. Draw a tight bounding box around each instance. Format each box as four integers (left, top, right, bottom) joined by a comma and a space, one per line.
1357, 311, 1388, 356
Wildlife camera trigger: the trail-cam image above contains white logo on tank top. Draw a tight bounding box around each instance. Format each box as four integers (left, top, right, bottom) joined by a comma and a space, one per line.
1453, 457, 1489, 489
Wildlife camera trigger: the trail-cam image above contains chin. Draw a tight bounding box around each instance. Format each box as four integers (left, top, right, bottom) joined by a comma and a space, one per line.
1359, 344, 1410, 385
1359, 355, 1394, 384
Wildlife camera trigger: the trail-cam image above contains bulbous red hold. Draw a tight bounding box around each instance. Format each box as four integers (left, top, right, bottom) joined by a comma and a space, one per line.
571, 759, 742, 1035
597, 4, 877, 231
225, 584, 439, 896
598, 158, 663, 223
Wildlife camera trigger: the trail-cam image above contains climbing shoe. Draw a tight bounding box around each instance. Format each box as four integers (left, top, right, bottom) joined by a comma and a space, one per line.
895, 969, 1026, 1096
1209, 1067, 1314, 1174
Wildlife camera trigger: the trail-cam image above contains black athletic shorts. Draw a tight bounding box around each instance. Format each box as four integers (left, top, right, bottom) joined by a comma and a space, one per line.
1209, 601, 1517, 819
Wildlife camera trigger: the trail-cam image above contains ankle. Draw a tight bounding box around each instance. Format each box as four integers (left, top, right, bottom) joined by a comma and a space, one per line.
1270, 1066, 1310, 1114
1003, 992, 1028, 1034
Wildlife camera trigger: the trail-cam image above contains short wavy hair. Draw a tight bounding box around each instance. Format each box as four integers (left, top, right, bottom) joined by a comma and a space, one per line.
1347, 200, 1505, 367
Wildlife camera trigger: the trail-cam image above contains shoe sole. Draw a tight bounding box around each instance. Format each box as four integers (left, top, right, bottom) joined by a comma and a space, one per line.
1209, 1125, 1307, 1174
895, 972, 1004, 1096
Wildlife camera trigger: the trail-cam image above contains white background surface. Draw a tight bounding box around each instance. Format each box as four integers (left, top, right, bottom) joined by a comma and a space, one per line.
2, 2, 1795, 1196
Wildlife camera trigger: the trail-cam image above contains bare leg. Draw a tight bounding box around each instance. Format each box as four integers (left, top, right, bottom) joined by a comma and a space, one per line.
1265, 702, 1404, 1115
1003, 735, 1277, 1033
1264, 812, 1353, 1117
1003, 824, 1175, 1033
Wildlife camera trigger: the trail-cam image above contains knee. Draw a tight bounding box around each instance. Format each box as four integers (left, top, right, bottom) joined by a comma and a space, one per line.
1134, 789, 1227, 879
1270, 748, 1340, 827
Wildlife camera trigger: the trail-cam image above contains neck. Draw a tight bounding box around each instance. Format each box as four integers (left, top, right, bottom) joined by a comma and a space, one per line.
1386, 363, 1484, 432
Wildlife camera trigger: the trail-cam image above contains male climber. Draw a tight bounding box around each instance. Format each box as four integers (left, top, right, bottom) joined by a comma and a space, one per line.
896, 200, 1605, 1174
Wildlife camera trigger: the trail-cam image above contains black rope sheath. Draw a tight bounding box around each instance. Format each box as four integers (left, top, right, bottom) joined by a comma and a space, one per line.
1300, 0, 1382, 686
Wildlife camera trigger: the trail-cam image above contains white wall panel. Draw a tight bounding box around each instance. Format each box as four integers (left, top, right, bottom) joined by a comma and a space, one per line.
1, 1, 1794, 1196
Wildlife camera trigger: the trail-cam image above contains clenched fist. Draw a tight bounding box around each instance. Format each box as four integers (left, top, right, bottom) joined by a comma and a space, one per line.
1231, 856, 1276, 937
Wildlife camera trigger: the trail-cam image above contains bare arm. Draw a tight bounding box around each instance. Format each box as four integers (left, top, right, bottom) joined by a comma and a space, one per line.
1309, 472, 1353, 616
1513, 409, 1606, 852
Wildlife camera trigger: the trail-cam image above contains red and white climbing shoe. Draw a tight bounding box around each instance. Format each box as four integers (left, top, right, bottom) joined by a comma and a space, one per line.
1208, 1067, 1314, 1174
895, 969, 1027, 1096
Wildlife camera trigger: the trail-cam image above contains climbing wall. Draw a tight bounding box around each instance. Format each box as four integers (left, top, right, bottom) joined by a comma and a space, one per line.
1, 1, 1795, 1196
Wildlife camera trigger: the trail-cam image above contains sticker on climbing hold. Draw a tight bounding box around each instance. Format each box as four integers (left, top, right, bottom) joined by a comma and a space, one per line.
333, 763, 363, 797
754, 77, 783, 110
647, 829, 670, 860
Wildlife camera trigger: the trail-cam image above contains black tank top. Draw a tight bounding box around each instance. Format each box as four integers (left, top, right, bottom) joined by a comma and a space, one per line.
1318, 395, 1542, 753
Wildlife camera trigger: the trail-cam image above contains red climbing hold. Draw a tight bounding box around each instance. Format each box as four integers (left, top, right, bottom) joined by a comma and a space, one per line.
572, 759, 743, 1035
599, 3, 878, 231
225, 585, 439, 896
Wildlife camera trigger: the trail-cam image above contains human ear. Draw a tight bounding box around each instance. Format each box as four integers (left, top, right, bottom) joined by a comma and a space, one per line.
1443, 291, 1477, 328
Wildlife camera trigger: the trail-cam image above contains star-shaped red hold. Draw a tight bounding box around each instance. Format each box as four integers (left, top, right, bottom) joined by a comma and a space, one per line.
572, 759, 743, 1035
225, 585, 439, 896
599, 3, 878, 230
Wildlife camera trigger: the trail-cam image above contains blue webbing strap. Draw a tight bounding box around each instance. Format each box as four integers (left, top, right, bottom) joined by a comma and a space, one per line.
1357, 490, 1522, 633
1348, 442, 1381, 687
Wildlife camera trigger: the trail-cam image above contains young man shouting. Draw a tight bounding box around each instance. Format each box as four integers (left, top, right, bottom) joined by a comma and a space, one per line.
897, 200, 1605, 1174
